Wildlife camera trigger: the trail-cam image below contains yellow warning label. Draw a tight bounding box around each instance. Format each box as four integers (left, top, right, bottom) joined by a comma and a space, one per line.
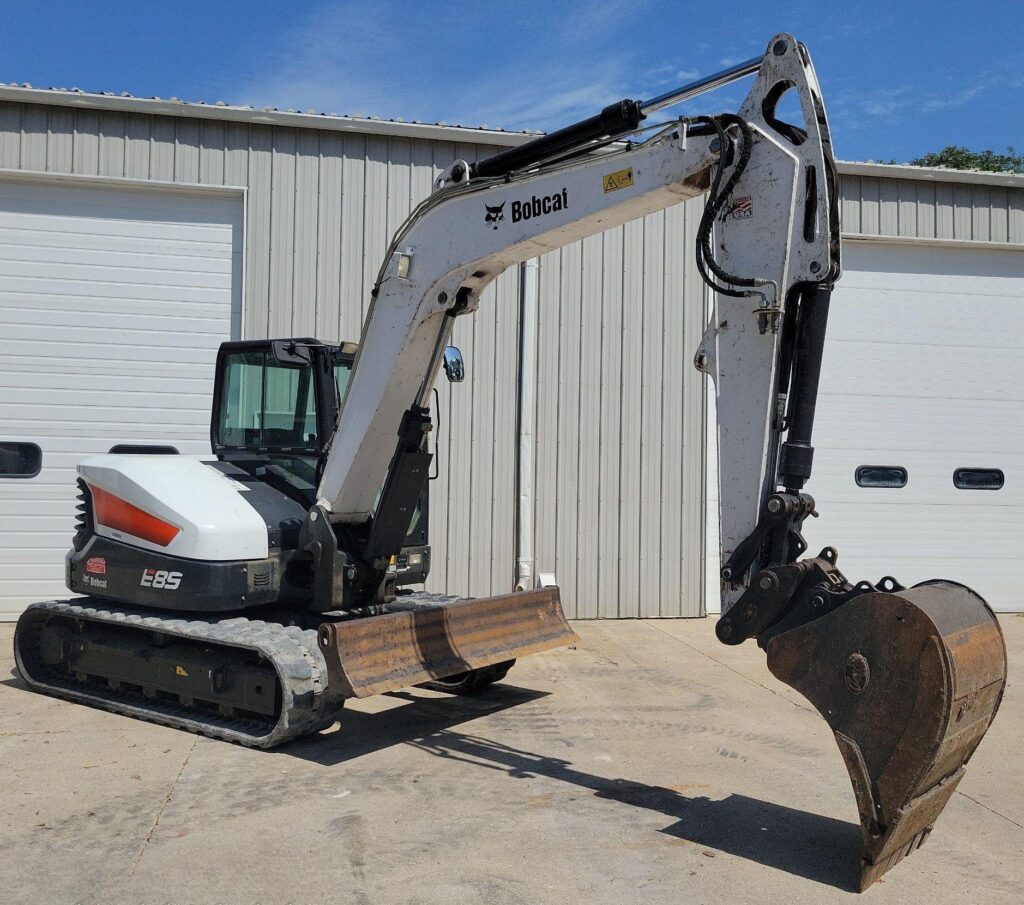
603, 167, 634, 193
175, 665, 189, 677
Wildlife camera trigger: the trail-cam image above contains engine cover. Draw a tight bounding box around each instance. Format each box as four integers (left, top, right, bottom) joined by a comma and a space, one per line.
78, 455, 283, 561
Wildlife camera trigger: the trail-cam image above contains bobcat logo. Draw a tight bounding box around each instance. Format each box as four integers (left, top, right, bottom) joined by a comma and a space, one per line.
484, 201, 505, 229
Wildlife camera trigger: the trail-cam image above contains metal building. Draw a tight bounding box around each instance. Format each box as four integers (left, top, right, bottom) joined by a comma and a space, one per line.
0, 86, 1021, 620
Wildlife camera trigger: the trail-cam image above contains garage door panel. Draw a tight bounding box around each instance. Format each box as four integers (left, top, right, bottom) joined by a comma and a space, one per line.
0, 177, 241, 618
0, 240, 233, 272
805, 242, 1024, 611
0, 259, 233, 290
3, 513, 85, 530
814, 398, 1024, 453
0, 387, 212, 411
1, 292, 230, 319
1, 423, 214, 444
821, 344, 1024, 400
2, 322, 232, 353
839, 243, 1024, 281
0, 224, 234, 260
5, 321, 229, 345
0, 305, 231, 335
837, 274, 1021, 298
5, 334, 224, 360
813, 458, 1024, 506
1, 344, 221, 369
0, 195, 241, 233
813, 501, 1020, 545
0, 219, 234, 249
4, 411, 211, 432
0, 547, 72, 564
828, 299, 1022, 350
0, 275, 232, 304
0, 497, 85, 516
0, 370, 211, 394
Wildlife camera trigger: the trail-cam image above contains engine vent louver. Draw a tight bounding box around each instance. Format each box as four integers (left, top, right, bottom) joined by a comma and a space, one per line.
72, 479, 94, 552
252, 569, 272, 588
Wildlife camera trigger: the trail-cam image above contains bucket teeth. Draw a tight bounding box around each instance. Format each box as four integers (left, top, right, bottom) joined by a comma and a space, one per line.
764, 580, 1006, 890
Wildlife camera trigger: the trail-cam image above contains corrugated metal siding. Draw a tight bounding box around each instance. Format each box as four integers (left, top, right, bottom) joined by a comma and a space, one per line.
530, 206, 707, 617
0, 100, 708, 617
8, 101, 1018, 617
0, 103, 521, 605
839, 173, 1024, 245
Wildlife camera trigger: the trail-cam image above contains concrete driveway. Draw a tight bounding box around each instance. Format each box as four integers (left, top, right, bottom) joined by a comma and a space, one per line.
2, 616, 1021, 905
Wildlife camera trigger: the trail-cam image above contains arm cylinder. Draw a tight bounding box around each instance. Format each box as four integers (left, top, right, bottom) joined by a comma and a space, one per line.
471, 99, 645, 179
777, 285, 832, 491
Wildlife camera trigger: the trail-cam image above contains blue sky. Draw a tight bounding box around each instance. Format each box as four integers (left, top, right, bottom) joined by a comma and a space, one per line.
1, 0, 1020, 162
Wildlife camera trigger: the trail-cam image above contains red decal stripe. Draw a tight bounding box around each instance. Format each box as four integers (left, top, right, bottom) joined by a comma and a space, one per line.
90, 485, 181, 547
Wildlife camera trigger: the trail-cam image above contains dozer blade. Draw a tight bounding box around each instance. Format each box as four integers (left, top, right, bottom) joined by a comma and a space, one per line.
765, 580, 1006, 890
317, 587, 577, 698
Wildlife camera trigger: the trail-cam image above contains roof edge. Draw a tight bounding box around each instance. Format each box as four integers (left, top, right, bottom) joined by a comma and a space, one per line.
837, 159, 1024, 189
0, 86, 1021, 185
0, 84, 535, 147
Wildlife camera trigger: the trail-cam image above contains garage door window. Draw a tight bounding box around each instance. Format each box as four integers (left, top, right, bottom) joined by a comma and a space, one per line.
954, 468, 1004, 491
0, 442, 42, 478
855, 465, 908, 488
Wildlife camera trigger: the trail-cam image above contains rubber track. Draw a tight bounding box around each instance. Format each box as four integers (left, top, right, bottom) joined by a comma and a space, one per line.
14, 599, 348, 748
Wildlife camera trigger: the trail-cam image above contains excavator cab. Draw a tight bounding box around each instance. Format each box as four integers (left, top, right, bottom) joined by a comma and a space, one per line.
210, 339, 430, 586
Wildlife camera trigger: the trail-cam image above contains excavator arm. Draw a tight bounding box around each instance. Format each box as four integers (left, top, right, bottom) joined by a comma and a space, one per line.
310, 34, 1006, 889
316, 36, 835, 598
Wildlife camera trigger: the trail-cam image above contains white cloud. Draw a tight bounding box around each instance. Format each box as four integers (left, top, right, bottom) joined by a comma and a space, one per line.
921, 83, 985, 112
829, 72, 1001, 131
557, 0, 652, 42
644, 63, 677, 86
228, 0, 645, 133
223, 1, 780, 134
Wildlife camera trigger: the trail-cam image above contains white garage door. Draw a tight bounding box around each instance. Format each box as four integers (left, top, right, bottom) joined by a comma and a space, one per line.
802, 241, 1024, 612
707, 240, 1024, 613
0, 178, 243, 619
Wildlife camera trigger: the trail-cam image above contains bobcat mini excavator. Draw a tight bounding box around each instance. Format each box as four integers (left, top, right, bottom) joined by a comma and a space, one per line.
14, 35, 1006, 889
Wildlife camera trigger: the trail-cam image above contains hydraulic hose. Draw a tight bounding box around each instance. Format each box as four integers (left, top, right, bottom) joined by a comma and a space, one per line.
693, 114, 756, 297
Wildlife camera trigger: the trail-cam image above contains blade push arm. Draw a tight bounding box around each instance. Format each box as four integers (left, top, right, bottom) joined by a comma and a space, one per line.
316, 34, 839, 612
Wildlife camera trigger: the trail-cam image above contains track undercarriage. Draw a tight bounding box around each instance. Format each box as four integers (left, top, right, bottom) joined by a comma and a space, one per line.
15, 589, 576, 748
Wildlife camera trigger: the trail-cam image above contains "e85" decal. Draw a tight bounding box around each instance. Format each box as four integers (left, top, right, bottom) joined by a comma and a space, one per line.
140, 568, 182, 590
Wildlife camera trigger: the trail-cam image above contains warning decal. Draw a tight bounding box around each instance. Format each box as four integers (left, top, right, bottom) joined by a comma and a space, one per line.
603, 167, 634, 193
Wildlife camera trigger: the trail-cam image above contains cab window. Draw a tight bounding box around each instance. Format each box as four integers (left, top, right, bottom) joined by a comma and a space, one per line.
334, 357, 353, 406
217, 351, 318, 451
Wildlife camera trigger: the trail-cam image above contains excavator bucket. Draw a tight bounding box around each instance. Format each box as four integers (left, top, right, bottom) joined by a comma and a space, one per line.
765, 580, 1006, 890
317, 587, 577, 698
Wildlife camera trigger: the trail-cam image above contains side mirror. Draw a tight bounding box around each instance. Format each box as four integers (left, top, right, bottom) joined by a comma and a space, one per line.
443, 346, 465, 383
271, 339, 312, 367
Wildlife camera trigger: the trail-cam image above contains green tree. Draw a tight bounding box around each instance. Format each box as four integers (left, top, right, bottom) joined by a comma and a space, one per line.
908, 146, 1024, 174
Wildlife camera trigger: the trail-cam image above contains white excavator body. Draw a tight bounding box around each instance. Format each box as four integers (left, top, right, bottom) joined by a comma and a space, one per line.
13, 34, 1006, 890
